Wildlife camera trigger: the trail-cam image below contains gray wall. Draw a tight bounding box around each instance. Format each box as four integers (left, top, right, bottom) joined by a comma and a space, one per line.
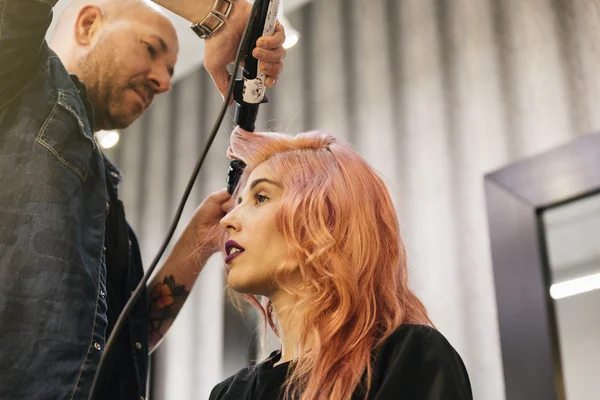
105, 0, 600, 398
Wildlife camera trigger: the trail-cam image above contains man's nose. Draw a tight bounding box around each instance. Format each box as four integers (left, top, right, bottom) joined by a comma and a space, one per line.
148, 64, 172, 94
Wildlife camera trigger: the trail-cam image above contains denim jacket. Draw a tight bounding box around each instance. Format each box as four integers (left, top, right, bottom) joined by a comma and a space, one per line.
0, 1, 147, 399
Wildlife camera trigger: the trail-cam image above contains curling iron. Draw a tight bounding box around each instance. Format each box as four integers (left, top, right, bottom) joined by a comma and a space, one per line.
228, 0, 281, 194
88, 0, 278, 398
233, 0, 280, 133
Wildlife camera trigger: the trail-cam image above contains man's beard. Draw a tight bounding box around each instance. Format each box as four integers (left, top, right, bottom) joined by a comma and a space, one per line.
88, 80, 143, 131
101, 86, 144, 130
79, 51, 143, 131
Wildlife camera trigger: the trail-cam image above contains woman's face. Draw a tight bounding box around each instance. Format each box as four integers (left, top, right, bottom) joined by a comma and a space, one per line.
219, 164, 292, 296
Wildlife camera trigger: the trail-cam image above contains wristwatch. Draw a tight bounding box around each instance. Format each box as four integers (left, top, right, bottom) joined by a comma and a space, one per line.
190, 0, 233, 39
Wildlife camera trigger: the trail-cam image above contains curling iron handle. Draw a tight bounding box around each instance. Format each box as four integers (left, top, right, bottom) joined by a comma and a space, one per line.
256, 0, 279, 83
241, 0, 279, 104
233, 0, 280, 130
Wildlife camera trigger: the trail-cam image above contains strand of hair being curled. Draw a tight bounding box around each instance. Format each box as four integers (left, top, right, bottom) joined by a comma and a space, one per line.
224, 128, 430, 400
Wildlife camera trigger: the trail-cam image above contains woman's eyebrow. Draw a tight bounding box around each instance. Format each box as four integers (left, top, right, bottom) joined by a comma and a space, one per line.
249, 178, 283, 190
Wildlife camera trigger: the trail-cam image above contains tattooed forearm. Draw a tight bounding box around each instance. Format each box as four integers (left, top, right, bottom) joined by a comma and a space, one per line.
149, 275, 190, 350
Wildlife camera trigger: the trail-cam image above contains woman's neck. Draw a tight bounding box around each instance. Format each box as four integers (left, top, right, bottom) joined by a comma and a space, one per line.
270, 291, 302, 366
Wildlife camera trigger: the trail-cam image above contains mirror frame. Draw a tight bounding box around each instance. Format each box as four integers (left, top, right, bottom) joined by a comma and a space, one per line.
484, 132, 600, 400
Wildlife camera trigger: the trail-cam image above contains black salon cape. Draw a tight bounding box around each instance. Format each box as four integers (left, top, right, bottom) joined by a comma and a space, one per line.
209, 324, 473, 400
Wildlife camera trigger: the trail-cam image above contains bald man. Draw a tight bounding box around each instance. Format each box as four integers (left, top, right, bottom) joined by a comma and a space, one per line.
0, 0, 286, 399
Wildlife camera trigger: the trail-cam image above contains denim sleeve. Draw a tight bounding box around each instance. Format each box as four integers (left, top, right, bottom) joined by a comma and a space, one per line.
0, 0, 58, 102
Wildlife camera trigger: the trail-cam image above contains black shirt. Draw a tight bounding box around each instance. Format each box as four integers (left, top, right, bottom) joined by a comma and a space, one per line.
96, 159, 149, 400
210, 324, 473, 400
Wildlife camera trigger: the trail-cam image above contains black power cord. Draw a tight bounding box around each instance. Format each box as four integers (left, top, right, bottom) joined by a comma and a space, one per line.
88, 1, 263, 398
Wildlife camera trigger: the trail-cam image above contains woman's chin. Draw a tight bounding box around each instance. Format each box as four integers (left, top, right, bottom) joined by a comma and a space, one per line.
227, 271, 252, 294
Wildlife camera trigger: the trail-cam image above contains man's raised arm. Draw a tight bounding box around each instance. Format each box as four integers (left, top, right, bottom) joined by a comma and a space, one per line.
0, 0, 58, 103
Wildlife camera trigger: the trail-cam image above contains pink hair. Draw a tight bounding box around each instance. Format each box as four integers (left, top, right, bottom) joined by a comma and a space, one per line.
224, 128, 430, 400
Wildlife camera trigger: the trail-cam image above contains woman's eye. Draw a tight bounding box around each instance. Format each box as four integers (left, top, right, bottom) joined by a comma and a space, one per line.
255, 194, 268, 204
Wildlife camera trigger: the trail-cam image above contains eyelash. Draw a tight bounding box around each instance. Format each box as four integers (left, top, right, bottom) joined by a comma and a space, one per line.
236, 192, 270, 205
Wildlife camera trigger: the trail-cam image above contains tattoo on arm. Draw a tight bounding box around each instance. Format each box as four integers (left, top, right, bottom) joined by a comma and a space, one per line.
149, 275, 190, 348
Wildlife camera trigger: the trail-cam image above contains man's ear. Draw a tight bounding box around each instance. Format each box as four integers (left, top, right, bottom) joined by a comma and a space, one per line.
74, 5, 104, 45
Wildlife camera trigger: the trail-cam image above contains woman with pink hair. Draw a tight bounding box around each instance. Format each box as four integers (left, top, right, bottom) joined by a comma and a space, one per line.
210, 128, 472, 400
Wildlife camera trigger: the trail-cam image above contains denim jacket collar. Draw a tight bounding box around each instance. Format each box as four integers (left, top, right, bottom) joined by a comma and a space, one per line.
68, 73, 99, 134
68, 73, 123, 189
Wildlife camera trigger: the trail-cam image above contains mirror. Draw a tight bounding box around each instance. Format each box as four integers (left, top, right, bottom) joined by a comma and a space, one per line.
542, 193, 600, 399
484, 132, 600, 400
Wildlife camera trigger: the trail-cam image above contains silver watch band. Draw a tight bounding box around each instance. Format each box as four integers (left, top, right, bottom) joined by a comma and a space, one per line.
190, 0, 234, 39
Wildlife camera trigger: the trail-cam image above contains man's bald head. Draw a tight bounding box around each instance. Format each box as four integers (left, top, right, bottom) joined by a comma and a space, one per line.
50, 0, 179, 131
51, 0, 166, 45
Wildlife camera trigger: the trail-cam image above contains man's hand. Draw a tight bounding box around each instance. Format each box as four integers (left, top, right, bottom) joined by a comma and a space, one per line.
184, 189, 231, 256
164, 189, 230, 268
204, 0, 287, 99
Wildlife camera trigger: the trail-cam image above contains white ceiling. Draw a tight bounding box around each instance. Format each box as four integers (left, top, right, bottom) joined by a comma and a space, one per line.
46, 0, 312, 82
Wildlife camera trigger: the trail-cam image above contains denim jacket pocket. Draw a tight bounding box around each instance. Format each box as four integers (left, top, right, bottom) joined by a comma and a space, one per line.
36, 89, 96, 181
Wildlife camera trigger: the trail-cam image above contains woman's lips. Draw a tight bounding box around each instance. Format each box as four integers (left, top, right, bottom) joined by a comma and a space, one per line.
225, 240, 245, 264
225, 250, 244, 264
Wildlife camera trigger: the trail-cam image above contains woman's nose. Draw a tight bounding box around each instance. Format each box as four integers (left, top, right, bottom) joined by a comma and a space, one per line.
220, 209, 240, 232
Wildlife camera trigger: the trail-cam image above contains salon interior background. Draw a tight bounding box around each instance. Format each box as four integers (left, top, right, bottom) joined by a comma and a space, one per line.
49, 0, 600, 399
